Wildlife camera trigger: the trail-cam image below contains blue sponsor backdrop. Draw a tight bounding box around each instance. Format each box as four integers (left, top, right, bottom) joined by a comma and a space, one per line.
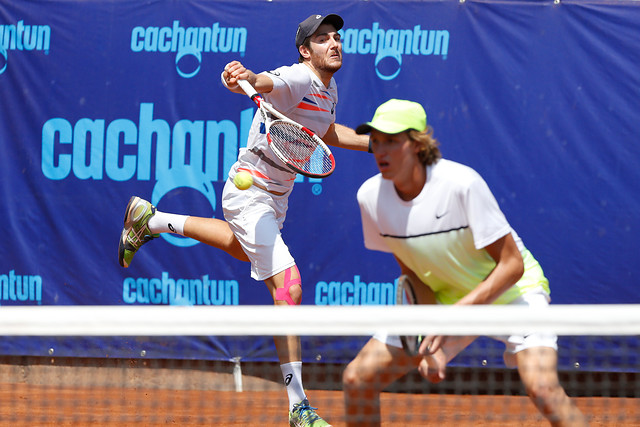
1, 1, 638, 370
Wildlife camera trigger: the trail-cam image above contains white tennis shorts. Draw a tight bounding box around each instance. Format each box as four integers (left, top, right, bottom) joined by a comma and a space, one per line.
222, 178, 295, 281
374, 287, 558, 363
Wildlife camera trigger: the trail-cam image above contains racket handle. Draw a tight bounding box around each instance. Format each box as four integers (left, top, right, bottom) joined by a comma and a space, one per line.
237, 79, 259, 99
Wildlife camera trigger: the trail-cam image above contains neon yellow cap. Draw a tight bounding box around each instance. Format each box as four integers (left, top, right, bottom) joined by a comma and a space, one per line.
356, 99, 427, 135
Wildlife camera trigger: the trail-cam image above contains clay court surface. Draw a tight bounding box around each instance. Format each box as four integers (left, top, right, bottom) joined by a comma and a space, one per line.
1, 384, 638, 426
0, 357, 637, 426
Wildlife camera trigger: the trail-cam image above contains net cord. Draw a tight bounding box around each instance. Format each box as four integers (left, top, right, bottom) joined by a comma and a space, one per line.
0, 305, 638, 337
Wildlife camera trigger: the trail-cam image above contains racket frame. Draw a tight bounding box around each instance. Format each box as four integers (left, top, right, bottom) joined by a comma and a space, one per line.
237, 79, 335, 178
396, 275, 424, 356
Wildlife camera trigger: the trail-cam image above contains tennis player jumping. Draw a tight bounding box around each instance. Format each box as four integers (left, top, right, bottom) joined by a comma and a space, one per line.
342, 99, 588, 426
118, 13, 369, 427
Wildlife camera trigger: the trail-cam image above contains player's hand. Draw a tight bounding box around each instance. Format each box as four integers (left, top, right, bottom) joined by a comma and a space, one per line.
419, 334, 446, 355
222, 61, 252, 89
418, 351, 446, 383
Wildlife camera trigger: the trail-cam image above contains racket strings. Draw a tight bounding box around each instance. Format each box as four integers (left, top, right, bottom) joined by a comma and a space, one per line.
269, 121, 333, 176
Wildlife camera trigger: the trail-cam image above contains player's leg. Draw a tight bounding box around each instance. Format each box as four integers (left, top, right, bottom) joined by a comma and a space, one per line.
501, 289, 588, 426
118, 196, 249, 267
150, 211, 248, 261
225, 181, 329, 426
183, 216, 248, 261
264, 267, 304, 397
264, 266, 332, 427
264, 265, 303, 363
223, 180, 306, 371
516, 346, 588, 426
343, 337, 420, 427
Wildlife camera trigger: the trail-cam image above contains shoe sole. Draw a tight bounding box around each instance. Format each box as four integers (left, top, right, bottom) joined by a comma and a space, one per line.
118, 196, 144, 268
118, 228, 129, 268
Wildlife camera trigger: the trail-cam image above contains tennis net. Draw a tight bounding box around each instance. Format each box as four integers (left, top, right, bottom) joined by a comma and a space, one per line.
0, 304, 638, 426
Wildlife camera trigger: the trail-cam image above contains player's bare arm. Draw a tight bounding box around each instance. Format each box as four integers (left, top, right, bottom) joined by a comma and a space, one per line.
323, 123, 370, 151
419, 233, 524, 356
457, 233, 525, 306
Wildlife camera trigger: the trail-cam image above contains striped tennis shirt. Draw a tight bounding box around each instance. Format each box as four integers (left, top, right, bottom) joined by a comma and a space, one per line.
231, 63, 338, 194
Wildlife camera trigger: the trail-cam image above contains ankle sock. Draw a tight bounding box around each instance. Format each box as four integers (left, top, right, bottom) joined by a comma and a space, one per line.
147, 211, 187, 235
280, 361, 306, 411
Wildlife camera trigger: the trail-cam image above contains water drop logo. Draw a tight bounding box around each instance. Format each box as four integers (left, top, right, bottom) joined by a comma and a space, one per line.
0, 43, 7, 75
0, 21, 51, 76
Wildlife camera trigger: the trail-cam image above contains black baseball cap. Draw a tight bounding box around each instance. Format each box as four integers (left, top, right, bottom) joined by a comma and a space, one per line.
295, 14, 344, 49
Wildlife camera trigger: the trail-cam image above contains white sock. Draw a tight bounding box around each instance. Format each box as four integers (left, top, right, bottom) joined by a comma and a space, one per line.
147, 211, 188, 235
280, 361, 306, 411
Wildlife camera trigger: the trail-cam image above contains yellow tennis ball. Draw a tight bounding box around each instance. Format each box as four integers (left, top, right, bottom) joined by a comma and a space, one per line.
233, 171, 253, 190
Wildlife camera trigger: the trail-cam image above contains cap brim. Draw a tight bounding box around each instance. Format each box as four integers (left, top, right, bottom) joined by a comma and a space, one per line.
355, 123, 373, 134
322, 14, 344, 32
356, 120, 412, 135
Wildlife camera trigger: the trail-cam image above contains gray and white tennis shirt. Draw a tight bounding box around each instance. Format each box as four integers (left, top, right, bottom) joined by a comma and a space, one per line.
232, 63, 338, 194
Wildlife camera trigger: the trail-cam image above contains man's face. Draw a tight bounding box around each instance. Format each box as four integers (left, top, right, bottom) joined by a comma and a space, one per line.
369, 130, 417, 180
306, 23, 342, 73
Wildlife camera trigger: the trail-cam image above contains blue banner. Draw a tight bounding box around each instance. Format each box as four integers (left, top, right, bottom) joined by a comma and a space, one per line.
1, 0, 638, 370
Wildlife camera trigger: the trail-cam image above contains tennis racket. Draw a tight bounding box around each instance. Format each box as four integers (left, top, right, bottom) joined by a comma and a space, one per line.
237, 79, 336, 178
396, 275, 425, 356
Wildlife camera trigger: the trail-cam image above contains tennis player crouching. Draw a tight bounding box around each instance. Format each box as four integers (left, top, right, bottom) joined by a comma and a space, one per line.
342, 99, 588, 427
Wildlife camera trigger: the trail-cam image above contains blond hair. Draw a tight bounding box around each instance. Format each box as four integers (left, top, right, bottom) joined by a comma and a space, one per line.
408, 127, 441, 166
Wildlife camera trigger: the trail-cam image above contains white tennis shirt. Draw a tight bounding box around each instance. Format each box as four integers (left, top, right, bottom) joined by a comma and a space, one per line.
232, 63, 338, 194
357, 159, 550, 304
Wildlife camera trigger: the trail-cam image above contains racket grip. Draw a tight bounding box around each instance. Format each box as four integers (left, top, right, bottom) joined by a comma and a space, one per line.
237, 79, 259, 99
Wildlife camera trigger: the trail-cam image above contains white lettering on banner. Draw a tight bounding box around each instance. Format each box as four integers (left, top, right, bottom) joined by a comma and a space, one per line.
339, 23, 449, 81
122, 272, 239, 305
0, 20, 51, 75
315, 275, 397, 306
130, 21, 247, 78
0, 270, 43, 304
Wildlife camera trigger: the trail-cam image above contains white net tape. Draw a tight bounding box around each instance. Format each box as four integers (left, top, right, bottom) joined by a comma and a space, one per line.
0, 304, 638, 336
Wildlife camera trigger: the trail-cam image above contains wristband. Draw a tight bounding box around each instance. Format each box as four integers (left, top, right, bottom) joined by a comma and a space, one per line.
367, 140, 373, 153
